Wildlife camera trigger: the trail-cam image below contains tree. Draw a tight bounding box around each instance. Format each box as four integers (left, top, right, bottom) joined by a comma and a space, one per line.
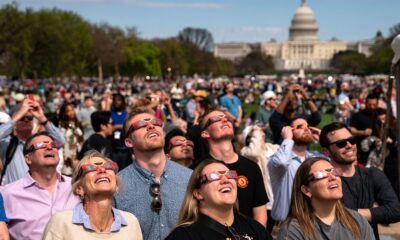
153, 38, 189, 77
90, 23, 125, 82
237, 46, 275, 75
177, 27, 214, 52
331, 50, 367, 74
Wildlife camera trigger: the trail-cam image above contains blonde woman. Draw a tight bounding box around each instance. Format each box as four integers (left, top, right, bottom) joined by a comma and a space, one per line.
278, 157, 374, 240
42, 151, 142, 240
166, 158, 272, 240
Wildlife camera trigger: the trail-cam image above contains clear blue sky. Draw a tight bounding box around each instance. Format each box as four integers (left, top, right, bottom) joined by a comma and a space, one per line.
2, 0, 399, 43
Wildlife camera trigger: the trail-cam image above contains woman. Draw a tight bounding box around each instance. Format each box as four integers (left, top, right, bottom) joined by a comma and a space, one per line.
42, 151, 142, 239
166, 158, 272, 240
58, 103, 83, 176
278, 157, 374, 240
240, 124, 279, 231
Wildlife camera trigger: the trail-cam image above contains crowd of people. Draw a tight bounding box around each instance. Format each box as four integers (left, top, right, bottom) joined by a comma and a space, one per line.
0, 74, 398, 240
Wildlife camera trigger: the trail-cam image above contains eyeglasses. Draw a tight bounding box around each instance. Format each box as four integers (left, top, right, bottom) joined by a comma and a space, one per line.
27, 141, 60, 154
20, 115, 34, 121
199, 170, 238, 185
150, 182, 162, 211
126, 118, 163, 136
202, 114, 235, 130
292, 123, 309, 130
76, 161, 118, 179
306, 168, 343, 184
81, 161, 118, 174
329, 136, 357, 148
168, 139, 194, 151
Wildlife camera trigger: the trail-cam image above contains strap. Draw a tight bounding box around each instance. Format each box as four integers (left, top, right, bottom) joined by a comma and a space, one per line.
0, 135, 19, 184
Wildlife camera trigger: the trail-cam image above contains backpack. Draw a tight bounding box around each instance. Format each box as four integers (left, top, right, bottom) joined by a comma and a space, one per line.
0, 135, 19, 184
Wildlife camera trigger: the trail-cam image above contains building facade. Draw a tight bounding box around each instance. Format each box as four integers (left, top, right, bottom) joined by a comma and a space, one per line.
214, 0, 372, 71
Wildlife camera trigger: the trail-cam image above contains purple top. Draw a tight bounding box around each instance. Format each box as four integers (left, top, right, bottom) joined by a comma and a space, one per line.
1, 173, 80, 240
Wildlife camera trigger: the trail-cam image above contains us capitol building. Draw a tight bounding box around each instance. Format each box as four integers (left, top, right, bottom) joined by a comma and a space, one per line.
214, 0, 373, 71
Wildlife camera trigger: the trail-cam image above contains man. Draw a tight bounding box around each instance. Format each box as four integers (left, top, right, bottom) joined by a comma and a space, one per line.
77, 96, 96, 141
200, 108, 268, 227
0, 97, 65, 185
77, 111, 114, 160
269, 83, 321, 144
164, 128, 194, 167
219, 83, 243, 145
349, 94, 378, 165
268, 116, 323, 222
1, 132, 79, 240
114, 106, 192, 240
320, 122, 400, 239
256, 91, 277, 143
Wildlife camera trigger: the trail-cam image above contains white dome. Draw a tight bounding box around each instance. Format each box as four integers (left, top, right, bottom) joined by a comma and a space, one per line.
289, 0, 319, 41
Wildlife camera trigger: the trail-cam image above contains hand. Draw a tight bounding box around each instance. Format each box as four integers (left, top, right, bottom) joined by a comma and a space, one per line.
30, 101, 47, 123
363, 128, 372, 136
234, 120, 241, 128
12, 99, 34, 121
281, 126, 293, 140
309, 126, 321, 141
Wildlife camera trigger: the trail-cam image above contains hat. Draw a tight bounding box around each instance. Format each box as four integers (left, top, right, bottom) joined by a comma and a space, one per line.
260, 91, 276, 105
392, 34, 400, 65
14, 93, 25, 102
194, 90, 208, 98
0, 112, 11, 124
242, 125, 254, 145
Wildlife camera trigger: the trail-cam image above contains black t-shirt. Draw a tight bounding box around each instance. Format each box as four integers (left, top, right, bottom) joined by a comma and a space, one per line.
77, 133, 113, 160
227, 155, 269, 218
165, 213, 272, 240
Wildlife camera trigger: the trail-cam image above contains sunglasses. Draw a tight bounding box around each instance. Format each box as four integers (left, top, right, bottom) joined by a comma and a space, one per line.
292, 123, 309, 130
168, 139, 194, 151
27, 141, 60, 154
202, 114, 235, 130
20, 115, 34, 121
150, 182, 162, 211
126, 118, 163, 136
306, 168, 343, 184
80, 161, 118, 175
329, 136, 357, 148
199, 170, 238, 185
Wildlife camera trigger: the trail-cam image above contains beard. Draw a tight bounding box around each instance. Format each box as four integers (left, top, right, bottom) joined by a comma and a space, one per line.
135, 138, 165, 152
293, 133, 314, 146
329, 148, 357, 165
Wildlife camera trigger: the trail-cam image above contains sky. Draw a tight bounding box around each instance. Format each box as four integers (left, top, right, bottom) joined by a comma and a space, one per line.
2, 0, 400, 43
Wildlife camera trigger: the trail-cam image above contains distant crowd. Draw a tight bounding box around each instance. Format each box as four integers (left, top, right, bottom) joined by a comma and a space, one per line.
0, 74, 398, 240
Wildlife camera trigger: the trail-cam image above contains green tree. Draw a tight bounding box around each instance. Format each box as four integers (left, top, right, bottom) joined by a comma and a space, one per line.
153, 38, 189, 77
122, 39, 161, 77
237, 46, 275, 75
331, 50, 367, 74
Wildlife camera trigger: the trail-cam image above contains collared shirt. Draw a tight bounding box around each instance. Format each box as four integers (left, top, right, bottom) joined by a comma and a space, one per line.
0, 120, 66, 185
72, 203, 127, 232
268, 139, 325, 221
114, 159, 192, 240
1, 173, 80, 240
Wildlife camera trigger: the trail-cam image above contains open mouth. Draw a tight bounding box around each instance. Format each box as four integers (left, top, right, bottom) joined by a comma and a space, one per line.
147, 130, 160, 138
44, 154, 55, 158
95, 177, 111, 184
219, 187, 232, 193
328, 184, 339, 189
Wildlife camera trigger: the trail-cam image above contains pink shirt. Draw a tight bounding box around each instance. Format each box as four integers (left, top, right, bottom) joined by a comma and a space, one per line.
1, 173, 79, 240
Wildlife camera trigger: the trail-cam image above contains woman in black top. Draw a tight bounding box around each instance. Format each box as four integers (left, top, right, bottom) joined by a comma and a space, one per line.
166, 158, 271, 240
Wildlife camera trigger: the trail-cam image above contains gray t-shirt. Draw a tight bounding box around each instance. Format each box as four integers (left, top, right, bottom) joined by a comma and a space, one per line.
277, 209, 374, 240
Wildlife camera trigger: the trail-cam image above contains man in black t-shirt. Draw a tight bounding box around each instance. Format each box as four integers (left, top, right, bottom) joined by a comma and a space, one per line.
77, 111, 114, 160
199, 109, 269, 227
320, 122, 400, 239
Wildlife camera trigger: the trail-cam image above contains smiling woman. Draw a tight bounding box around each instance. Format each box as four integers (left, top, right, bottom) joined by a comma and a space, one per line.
165, 158, 272, 240
278, 157, 374, 240
42, 151, 143, 240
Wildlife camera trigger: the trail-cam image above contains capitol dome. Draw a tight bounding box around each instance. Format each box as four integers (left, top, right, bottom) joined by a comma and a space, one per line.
289, 0, 319, 41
